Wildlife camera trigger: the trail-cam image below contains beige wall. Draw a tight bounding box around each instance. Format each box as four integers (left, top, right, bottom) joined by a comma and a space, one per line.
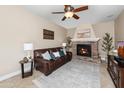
115, 10, 124, 46
67, 21, 115, 57
93, 21, 115, 57
67, 28, 76, 38
0, 6, 67, 76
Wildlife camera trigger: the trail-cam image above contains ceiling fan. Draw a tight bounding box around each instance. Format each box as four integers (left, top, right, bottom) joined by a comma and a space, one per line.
52, 5, 88, 21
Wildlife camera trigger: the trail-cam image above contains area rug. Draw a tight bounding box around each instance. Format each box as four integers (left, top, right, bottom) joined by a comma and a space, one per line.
32, 59, 100, 88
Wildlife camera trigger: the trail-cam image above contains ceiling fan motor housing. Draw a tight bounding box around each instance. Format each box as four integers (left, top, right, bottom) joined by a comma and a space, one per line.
64, 6, 74, 12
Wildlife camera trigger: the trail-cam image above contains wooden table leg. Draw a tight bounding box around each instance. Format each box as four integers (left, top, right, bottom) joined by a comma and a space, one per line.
21, 64, 24, 78
31, 62, 33, 75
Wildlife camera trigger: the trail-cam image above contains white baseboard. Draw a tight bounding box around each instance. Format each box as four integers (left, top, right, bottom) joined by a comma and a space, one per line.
0, 70, 21, 82
0, 67, 30, 82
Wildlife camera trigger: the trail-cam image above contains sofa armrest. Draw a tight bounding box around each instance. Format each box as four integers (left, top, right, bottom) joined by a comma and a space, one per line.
66, 51, 72, 61
66, 51, 72, 55
34, 58, 52, 75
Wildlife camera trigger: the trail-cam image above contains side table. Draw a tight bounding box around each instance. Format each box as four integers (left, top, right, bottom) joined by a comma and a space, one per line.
19, 59, 33, 78
107, 55, 124, 88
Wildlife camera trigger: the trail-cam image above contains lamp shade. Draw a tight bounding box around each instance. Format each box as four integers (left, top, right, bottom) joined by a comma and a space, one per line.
62, 43, 66, 47
24, 43, 33, 51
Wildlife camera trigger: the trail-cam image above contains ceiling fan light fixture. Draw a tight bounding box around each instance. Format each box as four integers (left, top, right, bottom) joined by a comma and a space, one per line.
52, 5, 88, 21
65, 12, 74, 18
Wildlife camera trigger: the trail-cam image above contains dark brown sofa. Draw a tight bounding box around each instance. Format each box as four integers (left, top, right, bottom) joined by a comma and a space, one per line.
34, 47, 72, 76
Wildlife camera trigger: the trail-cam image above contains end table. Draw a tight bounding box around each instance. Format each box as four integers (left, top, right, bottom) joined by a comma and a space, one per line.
19, 59, 33, 78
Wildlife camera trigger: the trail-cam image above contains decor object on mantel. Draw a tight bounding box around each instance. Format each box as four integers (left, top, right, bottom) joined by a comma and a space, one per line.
102, 33, 114, 55
24, 43, 33, 60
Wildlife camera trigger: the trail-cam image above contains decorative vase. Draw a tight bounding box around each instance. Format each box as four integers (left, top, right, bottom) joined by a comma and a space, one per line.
118, 42, 124, 59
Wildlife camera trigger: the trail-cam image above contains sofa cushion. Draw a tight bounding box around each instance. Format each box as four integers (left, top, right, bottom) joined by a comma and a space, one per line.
60, 56, 66, 62
53, 51, 60, 58
41, 51, 51, 60
54, 58, 64, 68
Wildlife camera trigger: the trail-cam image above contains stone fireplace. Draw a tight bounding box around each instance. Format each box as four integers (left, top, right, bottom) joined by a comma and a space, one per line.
71, 24, 100, 59
72, 41, 99, 59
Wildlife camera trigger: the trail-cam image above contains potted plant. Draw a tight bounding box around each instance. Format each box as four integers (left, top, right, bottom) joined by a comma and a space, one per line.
102, 33, 114, 62
66, 36, 72, 51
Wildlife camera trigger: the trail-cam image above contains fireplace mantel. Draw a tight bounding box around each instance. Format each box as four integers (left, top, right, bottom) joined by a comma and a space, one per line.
71, 38, 100, 42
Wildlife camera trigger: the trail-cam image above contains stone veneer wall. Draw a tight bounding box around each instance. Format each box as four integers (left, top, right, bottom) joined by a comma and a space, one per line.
72, 41, 99, 59
91, 42, 99, 58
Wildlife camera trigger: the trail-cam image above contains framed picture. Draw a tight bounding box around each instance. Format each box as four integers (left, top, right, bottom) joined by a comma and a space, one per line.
43, 29, 54, 40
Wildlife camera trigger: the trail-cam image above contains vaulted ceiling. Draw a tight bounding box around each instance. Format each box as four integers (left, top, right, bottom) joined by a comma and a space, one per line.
24, 5, 124, 29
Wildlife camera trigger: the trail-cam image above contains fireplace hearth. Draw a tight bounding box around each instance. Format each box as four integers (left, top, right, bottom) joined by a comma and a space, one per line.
77, 44, 91, 57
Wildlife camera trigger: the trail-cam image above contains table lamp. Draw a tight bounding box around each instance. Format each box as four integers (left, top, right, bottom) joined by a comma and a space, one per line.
24, 43, 33, 59
62, 43, 66, 47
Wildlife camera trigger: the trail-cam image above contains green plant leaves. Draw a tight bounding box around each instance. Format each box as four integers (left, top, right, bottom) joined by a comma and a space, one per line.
102, 32, 114, 54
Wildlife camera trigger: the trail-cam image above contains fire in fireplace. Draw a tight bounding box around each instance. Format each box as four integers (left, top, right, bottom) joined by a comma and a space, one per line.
77, 44, 91, 57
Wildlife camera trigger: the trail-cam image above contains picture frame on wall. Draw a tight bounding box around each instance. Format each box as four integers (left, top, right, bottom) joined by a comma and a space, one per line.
43, 29, 54, 40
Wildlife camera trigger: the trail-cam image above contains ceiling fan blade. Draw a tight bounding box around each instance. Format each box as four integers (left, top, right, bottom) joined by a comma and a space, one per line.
52, 12, 65, 14
73, 6, 88, 13
62, 16, 66, 21
73, 14, 80, 20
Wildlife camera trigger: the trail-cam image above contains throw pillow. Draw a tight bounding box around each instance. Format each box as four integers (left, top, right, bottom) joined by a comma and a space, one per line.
53, 51, 60, 58
61, 48, 66, 55
41, 51, 51, 60
50, 52, 56, 60
59, 50, 65, 57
